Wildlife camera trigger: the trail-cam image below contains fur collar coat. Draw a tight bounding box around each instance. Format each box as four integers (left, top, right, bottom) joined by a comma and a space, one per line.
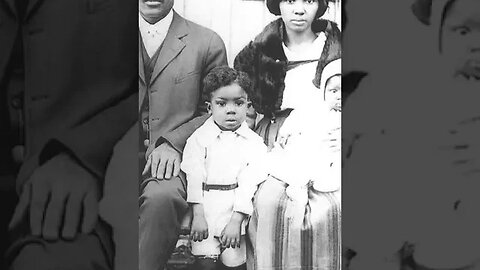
234, 18, 341, 117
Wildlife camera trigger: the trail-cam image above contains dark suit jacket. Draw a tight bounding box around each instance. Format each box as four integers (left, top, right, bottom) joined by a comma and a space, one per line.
0, 0, 138, 192
139, 11, 227, 158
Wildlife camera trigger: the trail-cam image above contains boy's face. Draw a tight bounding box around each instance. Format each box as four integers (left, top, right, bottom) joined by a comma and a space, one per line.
207, 83, 249, 131
441, 0, 480, 83
324, 75, 341, 112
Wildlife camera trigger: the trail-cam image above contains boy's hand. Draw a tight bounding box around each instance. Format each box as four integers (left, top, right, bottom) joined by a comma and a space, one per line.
220, 212, 245, 249
191, 204, 209, 242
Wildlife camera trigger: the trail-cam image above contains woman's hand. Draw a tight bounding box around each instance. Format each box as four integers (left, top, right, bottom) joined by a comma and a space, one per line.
220, 212, 245, 249
190, 204, 209, 242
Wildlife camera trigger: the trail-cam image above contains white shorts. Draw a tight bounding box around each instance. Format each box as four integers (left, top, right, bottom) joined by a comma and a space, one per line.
191, 235, 246, 267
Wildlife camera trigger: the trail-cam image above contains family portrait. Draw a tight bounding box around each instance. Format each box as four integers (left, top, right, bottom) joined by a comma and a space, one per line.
137, 0, 341, 270
2, 0, 478, 269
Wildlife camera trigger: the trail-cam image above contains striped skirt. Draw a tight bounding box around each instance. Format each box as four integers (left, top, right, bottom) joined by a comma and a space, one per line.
246, 177, 341, 270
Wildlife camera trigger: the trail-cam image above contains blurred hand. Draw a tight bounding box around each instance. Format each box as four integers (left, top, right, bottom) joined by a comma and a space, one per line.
9, 153, 100, 241
142, 142, 181, 179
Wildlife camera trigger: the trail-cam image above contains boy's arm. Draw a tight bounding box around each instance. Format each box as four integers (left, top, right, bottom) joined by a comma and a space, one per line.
181, 135, 207, 205
182, 134, 211, 241
234, 140, 268, 216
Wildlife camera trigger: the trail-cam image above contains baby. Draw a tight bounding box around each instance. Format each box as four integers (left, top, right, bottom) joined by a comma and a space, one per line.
268, 59, 341, 206
181, 66, 267, 270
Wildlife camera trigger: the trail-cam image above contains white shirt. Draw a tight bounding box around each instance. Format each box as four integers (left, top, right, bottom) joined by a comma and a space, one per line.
139, 9, 174, 57
181, 117, 268, 216
280, 32, 326, 110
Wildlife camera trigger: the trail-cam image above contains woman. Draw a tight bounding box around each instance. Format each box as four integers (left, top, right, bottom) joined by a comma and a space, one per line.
233, 0, 341, 269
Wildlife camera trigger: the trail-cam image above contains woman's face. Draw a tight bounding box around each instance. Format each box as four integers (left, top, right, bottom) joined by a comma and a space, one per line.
279, 0, 319, 34
441, 0, 480, 82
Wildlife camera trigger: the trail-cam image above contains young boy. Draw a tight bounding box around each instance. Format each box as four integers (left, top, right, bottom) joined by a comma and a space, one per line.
181, 66, 267, 270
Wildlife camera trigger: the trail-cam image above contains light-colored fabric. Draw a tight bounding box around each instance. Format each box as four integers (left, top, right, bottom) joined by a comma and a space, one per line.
267, 57, 341, 206
192, 236, 247, 267
280, 32, 326, 110
247, 178, 341, 270
251, 106, 341, 270
138, 9, 174, 57
182, 117, 268, 236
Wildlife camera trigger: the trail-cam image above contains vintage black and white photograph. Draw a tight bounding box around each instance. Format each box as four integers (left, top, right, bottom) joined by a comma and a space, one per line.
138, 0, 341, 270
2, 0, 479, 269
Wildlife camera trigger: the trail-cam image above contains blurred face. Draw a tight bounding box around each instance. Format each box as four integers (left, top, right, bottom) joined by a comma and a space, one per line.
139, 0, 174, 24
208, 83, 249, 131
324, 75, 341, 112
279, 0, 319, 34
441, 0, 480, 83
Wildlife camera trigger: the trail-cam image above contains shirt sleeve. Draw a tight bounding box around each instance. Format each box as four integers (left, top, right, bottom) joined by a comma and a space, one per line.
181, 134, 207, 204
234, 139, 268, 215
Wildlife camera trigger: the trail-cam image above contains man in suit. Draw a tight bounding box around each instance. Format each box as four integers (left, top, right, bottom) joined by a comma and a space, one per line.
0, 0, 137, 269
138, 0, 227, 269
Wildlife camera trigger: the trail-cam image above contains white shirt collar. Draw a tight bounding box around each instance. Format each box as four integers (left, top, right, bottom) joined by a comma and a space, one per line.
139, 9, 174, 36
199, 116, 254, 145
139, 9, 174, 56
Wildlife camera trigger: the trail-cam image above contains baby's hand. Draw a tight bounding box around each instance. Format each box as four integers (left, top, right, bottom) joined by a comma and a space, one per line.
190, 214, 209, 242
220, 212, 245, 249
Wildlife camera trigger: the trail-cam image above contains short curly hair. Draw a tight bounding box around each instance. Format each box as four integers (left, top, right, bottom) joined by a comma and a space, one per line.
202, 66, 254, 102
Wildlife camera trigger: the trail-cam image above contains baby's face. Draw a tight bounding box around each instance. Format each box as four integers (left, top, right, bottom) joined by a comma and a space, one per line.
441, 0, 480, 85
324, 75, 341, 112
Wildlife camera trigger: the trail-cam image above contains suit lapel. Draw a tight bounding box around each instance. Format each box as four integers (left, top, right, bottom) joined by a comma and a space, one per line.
139, 35, 147, 112
149, 11, 187, 85
139, 34, 146, 84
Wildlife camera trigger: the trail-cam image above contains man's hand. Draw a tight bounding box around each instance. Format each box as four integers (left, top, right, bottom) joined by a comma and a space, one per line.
142, 142, 181, 179
220, 212, 245, 249
9, 153, 100, 241
190, 204, 209, 242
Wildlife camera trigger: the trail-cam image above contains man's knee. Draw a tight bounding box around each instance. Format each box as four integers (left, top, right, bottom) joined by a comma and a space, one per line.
140, 177, 187, 212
